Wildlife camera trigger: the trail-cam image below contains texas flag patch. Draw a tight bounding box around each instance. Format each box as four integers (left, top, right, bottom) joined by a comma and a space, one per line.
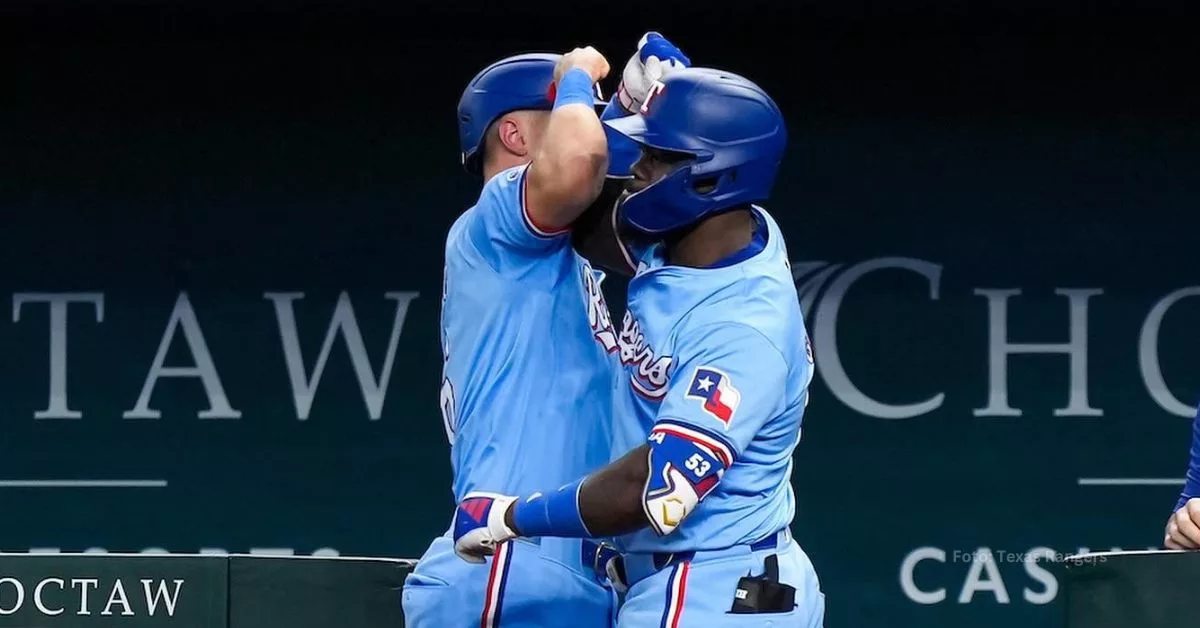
685, 367, 741, 426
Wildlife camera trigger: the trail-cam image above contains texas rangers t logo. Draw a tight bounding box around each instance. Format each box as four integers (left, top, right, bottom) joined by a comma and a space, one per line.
640, 80, 666, 114
685, 367, 741, 426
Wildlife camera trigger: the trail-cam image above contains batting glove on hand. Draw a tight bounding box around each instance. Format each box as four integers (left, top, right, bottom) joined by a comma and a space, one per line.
453, 493, 519, 564
617, 32, 691, 113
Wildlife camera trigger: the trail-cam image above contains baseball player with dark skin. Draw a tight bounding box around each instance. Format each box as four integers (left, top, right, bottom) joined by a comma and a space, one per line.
456, 57, 827, 626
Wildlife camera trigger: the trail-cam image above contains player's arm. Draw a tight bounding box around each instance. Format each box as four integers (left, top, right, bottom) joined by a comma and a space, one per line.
570, 179, 638, 275
1165, 403, 1200, 549
514, 329, 780, 537
572, 33, 692, 275
522, 48, 611, 234
451, 325, 792, 562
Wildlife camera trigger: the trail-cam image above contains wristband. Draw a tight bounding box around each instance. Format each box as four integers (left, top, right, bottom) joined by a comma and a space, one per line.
554, 68, 597, 110
511, 477, 591, 538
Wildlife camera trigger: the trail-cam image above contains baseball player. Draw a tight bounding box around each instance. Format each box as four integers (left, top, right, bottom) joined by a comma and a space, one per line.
404, 36, 697, 627
453, 66, 827, 627
401, 47, 620, 628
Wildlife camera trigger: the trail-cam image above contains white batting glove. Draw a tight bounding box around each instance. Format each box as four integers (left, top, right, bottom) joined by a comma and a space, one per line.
617, 32, 692, 113
452, 492, 519, 563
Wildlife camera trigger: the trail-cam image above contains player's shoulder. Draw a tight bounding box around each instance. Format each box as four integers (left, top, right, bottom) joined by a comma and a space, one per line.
446, 165, 532, 255
679, 285, 806, 366
455, 165, 529, 231
751, 205, 785, 239
747, 205, 794, 267
486, 164, 529, 192
676, 314, 787, 364
474, 164, 529, 211
737, 207, 805, 323
445, 206, 476, 258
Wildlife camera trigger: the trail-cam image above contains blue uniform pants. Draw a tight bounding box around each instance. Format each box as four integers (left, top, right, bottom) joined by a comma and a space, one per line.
403, 534, 615, 628
616, 531, 824, 627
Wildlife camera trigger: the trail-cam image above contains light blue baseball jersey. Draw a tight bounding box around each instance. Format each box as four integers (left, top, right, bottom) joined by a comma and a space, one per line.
613, 206, 813, 554
440, 164, 619, 501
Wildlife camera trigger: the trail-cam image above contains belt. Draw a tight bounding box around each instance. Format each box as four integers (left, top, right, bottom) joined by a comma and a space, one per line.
621, 529, 791, 586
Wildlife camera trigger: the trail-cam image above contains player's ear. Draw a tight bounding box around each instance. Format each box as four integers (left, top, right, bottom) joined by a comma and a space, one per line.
494, 116, 529, 159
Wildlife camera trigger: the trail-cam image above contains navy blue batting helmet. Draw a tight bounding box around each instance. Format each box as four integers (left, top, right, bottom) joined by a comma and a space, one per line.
603, 68, 787, 234
458, 53, 605, 176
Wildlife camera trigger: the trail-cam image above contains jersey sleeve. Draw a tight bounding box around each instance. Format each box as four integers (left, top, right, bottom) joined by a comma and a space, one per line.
1176, 403, 1200, 511
651, 323, 793, 464
462, 164, 571, 266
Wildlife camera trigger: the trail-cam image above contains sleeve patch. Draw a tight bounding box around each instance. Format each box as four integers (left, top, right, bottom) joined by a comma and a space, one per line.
643, 430, 727, 536
684, 366, 741, 427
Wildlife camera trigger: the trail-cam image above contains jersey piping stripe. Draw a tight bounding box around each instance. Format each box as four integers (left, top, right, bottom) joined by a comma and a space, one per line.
480, 540, 514, 628
659, 561, 691, 628
519, 168, 570, 238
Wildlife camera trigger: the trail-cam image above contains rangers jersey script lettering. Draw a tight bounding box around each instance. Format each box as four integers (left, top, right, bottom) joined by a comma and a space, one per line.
583, 263, 618, 352
617, 311, 672, 398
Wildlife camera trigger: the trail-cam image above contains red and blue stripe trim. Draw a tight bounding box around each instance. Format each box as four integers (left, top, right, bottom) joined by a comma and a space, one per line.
519, 167, 570, 238
658, 560, 691, 628
480, 541, 514, 628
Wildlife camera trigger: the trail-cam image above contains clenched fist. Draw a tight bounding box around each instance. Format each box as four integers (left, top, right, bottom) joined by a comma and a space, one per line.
453, 492, 519, 563
554, 46, 610, 84
1165, 498, 1200, 549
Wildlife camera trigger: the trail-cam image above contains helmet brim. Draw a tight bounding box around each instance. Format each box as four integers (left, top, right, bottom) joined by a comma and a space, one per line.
603, 114, 708, 160
603, 115, 663, 149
